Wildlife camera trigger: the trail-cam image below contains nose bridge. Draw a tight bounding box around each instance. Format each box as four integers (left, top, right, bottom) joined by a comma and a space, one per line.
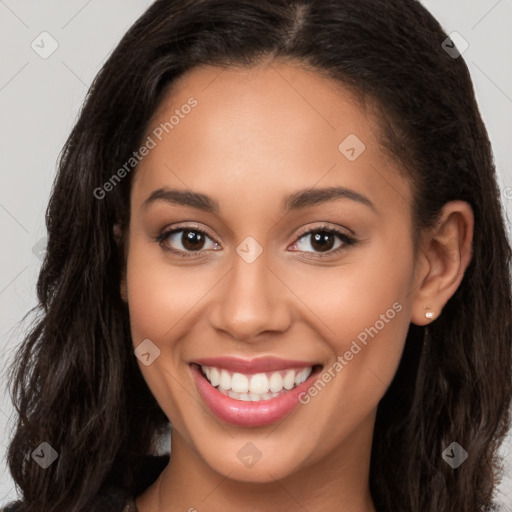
208, 249, 291, 341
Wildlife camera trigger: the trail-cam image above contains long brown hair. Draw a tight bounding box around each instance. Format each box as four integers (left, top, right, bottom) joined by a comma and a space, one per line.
5, 1, 511, 511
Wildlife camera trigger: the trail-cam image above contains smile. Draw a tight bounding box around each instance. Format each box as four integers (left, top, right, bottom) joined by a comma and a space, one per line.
201, 365, 313, 401
190, 357, 322, 427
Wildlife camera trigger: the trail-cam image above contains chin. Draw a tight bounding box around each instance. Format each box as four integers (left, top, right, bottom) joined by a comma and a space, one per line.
207, 455, 299, 484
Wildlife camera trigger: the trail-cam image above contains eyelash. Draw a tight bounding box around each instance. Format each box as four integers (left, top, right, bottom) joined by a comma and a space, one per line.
155, 224, 357, 258
293, 225, 357, 258
156, 225, 219, 258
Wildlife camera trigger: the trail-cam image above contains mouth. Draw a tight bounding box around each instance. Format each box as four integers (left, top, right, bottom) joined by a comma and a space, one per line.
200, 365, 315, 401
190, 358, 322, 427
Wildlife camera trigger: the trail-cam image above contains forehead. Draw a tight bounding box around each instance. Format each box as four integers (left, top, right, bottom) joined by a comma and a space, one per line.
131, 61, 411, 219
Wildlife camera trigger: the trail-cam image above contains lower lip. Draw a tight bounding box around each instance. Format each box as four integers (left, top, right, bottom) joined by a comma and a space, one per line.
190, 364, 320, 427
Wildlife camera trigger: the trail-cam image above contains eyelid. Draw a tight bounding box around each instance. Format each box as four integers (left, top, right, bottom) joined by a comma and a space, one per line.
293, 222, 354, 239
288, 223, 358, 257
159, 222, 219, 241
156, 223, 221, 257
156, 222, 357, 258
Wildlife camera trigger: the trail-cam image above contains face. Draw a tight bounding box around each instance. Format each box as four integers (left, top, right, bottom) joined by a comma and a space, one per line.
123, 60, 418, 483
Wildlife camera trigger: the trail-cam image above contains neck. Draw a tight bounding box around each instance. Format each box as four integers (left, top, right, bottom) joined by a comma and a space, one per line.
137, 412, 378, 512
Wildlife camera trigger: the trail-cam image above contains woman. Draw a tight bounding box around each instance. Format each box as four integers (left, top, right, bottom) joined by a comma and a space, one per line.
3, 0, 511, 511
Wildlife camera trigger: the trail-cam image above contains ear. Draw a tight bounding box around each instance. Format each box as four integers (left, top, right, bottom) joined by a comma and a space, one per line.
114, 223, 128, 302
410, 201, 474, 326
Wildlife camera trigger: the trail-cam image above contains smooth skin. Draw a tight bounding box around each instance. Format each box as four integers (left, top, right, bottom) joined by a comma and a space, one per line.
119, 59, 474, 512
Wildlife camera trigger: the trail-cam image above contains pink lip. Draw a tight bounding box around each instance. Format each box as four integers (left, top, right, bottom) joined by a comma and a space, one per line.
190, 363, 320, 427
192, 356, 315, 374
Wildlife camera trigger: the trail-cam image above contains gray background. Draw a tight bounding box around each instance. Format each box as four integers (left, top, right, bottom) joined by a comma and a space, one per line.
0, 0, 511, 507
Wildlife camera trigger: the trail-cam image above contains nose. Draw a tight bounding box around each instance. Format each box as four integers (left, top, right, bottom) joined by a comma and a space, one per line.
208, 253, 293, 342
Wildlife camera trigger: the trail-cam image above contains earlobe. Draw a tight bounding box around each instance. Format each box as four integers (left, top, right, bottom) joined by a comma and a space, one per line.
410, 201, 474, 326
424, 306, 434, 320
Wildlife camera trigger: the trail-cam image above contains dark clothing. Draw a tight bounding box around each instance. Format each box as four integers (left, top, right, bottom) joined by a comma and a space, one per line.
1, 454, 169, 512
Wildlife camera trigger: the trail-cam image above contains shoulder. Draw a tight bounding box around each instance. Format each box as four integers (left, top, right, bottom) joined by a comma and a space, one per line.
2, 486, 135, 512
1, 453, 169, 512
0, 486, 130, 512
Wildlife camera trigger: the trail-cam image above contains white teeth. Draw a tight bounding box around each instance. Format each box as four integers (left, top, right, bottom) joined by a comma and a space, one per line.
231, 372, 249, 393
269, 372, 283, 393
200, 365, 315, 400
219, 369, 231, 390
228, 390, 251, 401
249, 373, 269, 394
227, 390, 277, 402
209, 367, 220, 387
294, 367, 312, 385
283, 370, 295, 390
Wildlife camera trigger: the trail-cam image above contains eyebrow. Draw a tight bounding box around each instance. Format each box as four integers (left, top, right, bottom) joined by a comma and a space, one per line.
143, 188, 220, 213
142, 186, 375, 213
283, 186, 375, 212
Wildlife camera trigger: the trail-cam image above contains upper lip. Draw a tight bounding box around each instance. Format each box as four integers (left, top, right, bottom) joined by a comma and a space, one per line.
192, 356, 319, 374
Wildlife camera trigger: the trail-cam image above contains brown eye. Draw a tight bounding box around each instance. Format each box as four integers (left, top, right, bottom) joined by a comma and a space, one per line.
309, 231, 336, 252
181, 230, 206, 251
158, 227, 220, 255
290, 227, 356, 256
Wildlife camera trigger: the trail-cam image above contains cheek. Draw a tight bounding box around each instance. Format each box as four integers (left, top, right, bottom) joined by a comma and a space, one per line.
125, 237, 211, 343
124, 241, 199, 428
288, 234, 414, 344
288, 236, 414, 422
